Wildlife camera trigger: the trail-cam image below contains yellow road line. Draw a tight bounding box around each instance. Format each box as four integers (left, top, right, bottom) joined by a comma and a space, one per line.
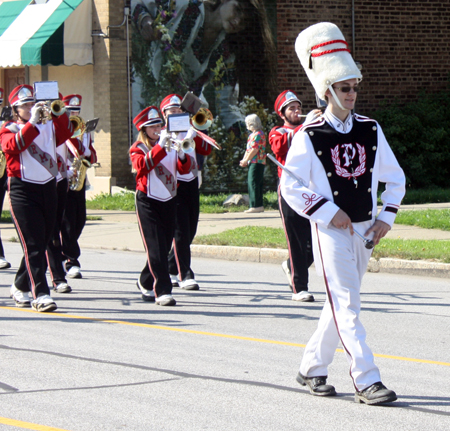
0, 417, 70, 430
2, 306, 449, 367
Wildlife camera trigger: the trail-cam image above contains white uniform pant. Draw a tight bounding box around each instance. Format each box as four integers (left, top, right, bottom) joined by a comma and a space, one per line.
299, 220, 381, 391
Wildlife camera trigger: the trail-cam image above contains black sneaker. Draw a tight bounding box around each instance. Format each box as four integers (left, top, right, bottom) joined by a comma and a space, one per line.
296, 372, 336, 396
355, 382, 397, 405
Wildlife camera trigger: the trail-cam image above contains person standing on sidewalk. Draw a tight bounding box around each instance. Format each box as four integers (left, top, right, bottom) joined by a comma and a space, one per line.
281, 22, 405, 404
239, 114, 266, 213
160, 94, 212, 291
0, 85, 74, 312
131, 105, 192, 306
269, 90, 320, 301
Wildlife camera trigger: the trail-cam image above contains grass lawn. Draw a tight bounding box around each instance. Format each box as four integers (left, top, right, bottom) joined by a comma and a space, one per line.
194, 226, 450, 263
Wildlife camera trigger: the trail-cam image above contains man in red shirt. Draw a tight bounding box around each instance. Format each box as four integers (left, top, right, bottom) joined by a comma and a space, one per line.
269, 90, 319, 301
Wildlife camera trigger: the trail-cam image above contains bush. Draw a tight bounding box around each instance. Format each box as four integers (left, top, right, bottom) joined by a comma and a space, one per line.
371, 82, 450, 189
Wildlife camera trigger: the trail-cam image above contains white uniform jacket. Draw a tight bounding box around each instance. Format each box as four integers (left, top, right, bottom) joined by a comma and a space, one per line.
280, 109, 405, 229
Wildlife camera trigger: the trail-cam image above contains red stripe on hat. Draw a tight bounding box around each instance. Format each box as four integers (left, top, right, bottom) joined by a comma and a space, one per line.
312, 48, 350, 58
311, 39, 348, 52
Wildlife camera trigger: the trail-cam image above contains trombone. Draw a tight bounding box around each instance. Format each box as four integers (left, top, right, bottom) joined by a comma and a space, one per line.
70, 115, 86, 139
190, 108, 221, 150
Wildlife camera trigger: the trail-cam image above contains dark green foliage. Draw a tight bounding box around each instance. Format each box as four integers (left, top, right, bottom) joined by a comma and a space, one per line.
371, 83, 450, 188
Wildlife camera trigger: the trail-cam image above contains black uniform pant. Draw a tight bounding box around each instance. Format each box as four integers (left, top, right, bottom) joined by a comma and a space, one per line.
136, 191, 176, 297
46, 178, 68, 285
9, 177, 57, 298
61, 180, 86, 269
0, 173, 7, 258
278, 186, 314, 293
168, 178, 199, 281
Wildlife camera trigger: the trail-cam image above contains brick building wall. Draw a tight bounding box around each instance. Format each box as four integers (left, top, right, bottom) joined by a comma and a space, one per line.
92, 0, 132, 188
276, 0, 450, 114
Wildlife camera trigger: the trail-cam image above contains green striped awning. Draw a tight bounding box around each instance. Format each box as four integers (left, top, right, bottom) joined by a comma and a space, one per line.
0, 0, 92, 67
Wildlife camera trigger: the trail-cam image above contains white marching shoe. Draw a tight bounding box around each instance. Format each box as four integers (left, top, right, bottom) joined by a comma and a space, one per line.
0, 257, 11, 269
178, 279, 199, 291
10, 284, 31, 308
136, 280, 155, 302
31, 294, 57, 312
54, 282, 72, 293
292, 291, 315, 302
66, 266, 82, 279
155, 294, 176, 306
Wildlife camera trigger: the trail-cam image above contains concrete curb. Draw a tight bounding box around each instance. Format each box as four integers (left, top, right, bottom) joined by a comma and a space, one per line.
192, 245, 450, 278
78, 243, 450, 279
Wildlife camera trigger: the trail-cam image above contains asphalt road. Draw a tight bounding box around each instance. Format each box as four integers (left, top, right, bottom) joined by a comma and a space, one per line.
0, 243, 449, 430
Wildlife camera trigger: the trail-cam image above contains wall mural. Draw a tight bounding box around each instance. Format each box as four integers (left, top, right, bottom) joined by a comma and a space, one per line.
131, 0, 279, 192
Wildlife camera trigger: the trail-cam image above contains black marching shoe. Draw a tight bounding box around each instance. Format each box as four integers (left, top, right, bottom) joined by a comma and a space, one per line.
355, 382, 397, 405
296, 372, 336, 396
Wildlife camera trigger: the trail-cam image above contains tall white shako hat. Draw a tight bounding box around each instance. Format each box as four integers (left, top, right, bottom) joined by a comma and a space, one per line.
295, 22, 362, 110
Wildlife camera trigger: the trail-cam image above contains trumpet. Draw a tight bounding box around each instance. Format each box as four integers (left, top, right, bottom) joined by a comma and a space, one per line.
157, 133, 195, 154
70, 115, 86, 139
37, 100, 66, 124
171, 137, 195, 154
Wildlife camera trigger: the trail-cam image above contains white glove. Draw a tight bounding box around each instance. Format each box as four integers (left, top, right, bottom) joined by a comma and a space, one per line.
82, 134, 91, 157
303, 109, 322, 126
29, 103, 42, 126
184, 127, 197, 141
157, 129, 169, 149
198, 170, 202, 188
178, 150, 186, 161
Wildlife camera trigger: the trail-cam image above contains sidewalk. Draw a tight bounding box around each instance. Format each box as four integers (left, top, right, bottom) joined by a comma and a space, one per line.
1, 204, 449, 277
71, 204, 450, 278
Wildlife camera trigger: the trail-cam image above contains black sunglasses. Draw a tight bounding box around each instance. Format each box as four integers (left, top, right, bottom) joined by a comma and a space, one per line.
332, 85, 359, 93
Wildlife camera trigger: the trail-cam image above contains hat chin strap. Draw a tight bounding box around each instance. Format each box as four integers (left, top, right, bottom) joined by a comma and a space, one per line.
327, 85, 346, 111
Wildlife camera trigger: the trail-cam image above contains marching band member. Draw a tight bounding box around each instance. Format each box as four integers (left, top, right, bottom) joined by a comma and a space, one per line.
60, 94, 97, 279
131, 106, 192, 306
281, 22, 405, 404
0, 87, 11, 269
160, 94, 212, 291
45, 93, 78, 294
269, 90, 320, 302
0, 85, 74, 312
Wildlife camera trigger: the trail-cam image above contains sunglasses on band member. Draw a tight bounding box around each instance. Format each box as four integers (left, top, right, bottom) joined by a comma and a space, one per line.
332, 85, 359, 93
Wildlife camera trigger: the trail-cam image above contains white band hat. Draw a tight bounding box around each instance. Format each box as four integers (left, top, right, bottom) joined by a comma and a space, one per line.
295, 22, 362, 108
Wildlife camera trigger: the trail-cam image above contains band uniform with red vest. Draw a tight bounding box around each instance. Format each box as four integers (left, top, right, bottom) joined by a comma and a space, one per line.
281, 22, 405, 404
131, 105, 192, 306
0, 84, 74, 312
60, 94, 97, 280
0, 87, 12, 270
269, 90, 320, 302
160, 94, 212, 291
